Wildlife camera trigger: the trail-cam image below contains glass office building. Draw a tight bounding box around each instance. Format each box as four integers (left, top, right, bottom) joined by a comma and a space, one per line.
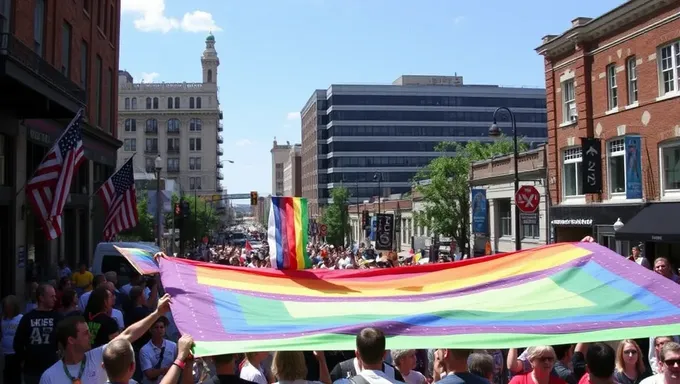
300, 75, 547, 211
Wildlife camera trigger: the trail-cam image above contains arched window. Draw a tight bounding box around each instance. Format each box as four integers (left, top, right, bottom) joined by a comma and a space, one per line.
131, 98, 137, 109
146, 118, 158, 132
174, 97, 180, 108
167, 97, 173, 109
167, 118, 180, 133
189, 97, 195, 109
207, 69, 213, 83
196, 97, 202, 109
124, 98, 130, 110
145, 97, 152, 109
190, 118, 202, 131
153, 97, 159, 109
124, 118, 136, 131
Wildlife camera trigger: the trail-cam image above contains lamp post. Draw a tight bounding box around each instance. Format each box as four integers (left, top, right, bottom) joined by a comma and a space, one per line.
613, 218, 624, 231
154, 155, 163, 248
488, 107, 521, 251
373, 173, 382, 214
356, 181, 360, 246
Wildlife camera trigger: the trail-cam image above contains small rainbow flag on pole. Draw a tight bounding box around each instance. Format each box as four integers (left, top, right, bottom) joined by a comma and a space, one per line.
267, 197, 312, 270
113, 245, 159, 275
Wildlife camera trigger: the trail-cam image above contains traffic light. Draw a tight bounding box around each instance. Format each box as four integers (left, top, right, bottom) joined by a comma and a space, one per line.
181, 200, 190, 219
174, 203, 181, 217
361, 210, 369, 229
250, 191, 258, 206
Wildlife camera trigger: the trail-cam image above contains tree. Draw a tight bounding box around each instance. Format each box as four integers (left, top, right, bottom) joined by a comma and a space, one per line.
414, 136, 527, 255
319, 187, 350, 246
167, 194, 219, 249
117, 195, 154, 242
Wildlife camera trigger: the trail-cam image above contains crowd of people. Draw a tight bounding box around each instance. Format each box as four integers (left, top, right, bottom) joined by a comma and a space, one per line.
1, 241, 678, 384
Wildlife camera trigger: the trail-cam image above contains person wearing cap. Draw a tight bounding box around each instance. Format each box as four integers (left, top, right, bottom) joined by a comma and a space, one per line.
139, 316, 177, 384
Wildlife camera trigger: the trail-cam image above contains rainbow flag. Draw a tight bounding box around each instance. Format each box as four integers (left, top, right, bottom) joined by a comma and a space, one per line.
114, 245, 159, 275
267, 196, 312, 270
158, 242, 680, 356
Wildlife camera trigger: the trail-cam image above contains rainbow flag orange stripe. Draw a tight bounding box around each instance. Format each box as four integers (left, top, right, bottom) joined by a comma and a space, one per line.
267, 197, 311, 270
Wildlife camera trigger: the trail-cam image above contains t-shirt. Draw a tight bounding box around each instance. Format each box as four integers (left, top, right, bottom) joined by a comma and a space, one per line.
1, 314, 22, 354
139, 339, 177, 384
240, 363, 268, 384
73, 271, 94, 292
403, 370, 426, 384
87, 313, 119, 348
13, 309, 63, 375
615, 370, 651, 384
206, 375, 259, 384
639, 374, 664, 384
456, 372, 492, 384
510, 373, 566, 384
39, 345, 107, 384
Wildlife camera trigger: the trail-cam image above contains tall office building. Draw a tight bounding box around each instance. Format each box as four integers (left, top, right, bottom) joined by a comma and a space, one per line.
117, 34, 224, 198
271, 139, 301, 196
301, 75, 548, 215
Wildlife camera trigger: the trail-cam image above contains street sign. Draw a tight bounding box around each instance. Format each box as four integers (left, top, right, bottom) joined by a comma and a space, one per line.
581, 138, 603, 194
515, 185, 540, 213
224, 193, 252, 200
520, 212, 539, 225
319, 224, 328, 237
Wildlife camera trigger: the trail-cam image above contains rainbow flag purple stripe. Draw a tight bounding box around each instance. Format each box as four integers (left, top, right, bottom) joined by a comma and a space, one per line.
159, 242, 680, 356
114, 245, 159, 275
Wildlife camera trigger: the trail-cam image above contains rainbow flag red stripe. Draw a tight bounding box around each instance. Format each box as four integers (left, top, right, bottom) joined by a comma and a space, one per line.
267, 197, 311, 270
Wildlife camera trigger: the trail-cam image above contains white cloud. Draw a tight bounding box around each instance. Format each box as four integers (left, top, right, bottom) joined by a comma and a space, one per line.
121, 0, 221, 33
235, 139, 252, 147
287, 112, 301, 120
141, 72, 160, 83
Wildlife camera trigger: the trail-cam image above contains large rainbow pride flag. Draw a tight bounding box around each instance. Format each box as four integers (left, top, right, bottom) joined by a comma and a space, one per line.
267, 196, 312, 270
159, 242, 680, 356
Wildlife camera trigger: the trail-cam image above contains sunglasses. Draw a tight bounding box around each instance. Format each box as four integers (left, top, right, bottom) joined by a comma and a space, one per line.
624, 350, 638, 356
664, 359, 680, 367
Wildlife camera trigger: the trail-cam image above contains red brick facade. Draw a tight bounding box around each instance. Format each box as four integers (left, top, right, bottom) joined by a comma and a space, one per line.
538, 1, 680, 205
10, 0, 120, 137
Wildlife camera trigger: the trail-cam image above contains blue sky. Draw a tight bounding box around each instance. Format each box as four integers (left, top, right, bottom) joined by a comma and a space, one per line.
119, 0, 624, 199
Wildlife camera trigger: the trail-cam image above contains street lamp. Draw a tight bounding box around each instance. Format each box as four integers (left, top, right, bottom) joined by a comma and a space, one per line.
154, 155, 163, 248
373, 173, 382, 214
488, 107, 521, 251
613, 218, 624, 231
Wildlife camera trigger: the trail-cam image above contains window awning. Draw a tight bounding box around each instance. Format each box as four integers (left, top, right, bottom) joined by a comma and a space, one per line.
614, 202, 680, 243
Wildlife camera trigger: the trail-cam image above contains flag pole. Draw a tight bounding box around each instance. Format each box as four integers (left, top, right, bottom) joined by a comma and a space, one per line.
15, 108, 85, 199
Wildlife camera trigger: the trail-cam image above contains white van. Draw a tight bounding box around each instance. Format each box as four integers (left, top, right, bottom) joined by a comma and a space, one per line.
91, 241, 180, 341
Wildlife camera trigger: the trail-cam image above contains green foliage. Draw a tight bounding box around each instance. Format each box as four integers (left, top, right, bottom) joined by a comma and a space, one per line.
167, 194, 219, 247
414, 136, 527, 253
319, 187, 350, 246
117, 195, 154, 242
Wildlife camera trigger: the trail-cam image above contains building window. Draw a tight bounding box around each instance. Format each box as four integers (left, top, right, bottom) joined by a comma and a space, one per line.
606, 64, 618, 110
189, 177, 202, 190
34, 0, 45, 56
95, 55, 102, 126
659, 41, 680, 96
124, 98, 130, 110
145, 157, 154, 172
152, 97, 159, 109
80, 40, 88, 89
167, 97, 173, 109
207, 70, 213, 83
174, 97, 180, 108
563, 147, 584, 198
167, 118, 180, 133
123, 139, 136, 151
522, 222, 540, 239
189, 97, 195, 109
145, 138, 158, 152
83, 0, 90, 13
189, 138, 202, 151
145, 119, 158, 133
196, 97, 202, 109
189, 157, 202, 170
108, 68, 114, 133
608, 139, 626, 195
145, 97, 151, 109
562, 79, 576, 123
498, 199, 512, 237
131, 97, 137, 109
108, 3, 114, 39
124, 119, 136, 132
95, 0, 102, 26
189, 118, 202, 131
61, 22, 72, 76
167, 138, 180, 152
167, 158, 179, 172
661, 141, 680, 198
627, 57, 638, 105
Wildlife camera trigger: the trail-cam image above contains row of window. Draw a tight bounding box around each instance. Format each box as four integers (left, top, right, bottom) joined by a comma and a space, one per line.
562, 40, 680, 123
561, 138, 680, 199
329, 110, 548, 123
137, 157, 203, 172
318, 171, 416, 184
126, 138, 204, 152
329, 156, 437, 168
317, 186, 411, 199
83, 0, 116, 45
323, 125, 547, 139
124, 118, 203, 132
318, 140, 544, 154
123, 96, 204, 110
327, 95, 547, 109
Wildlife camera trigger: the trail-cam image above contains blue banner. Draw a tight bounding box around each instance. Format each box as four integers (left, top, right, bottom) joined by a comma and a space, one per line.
625, 136, 642, 199
147, 190, 173, 218
471, 189, 488, 234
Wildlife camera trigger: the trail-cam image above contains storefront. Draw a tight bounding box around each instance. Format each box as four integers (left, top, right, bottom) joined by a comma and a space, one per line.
549, 203, 644, 256
614, 202, 680, 266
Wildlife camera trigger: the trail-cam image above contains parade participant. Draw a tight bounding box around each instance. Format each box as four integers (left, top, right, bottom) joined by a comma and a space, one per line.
84, 285, 120, 348
615, 340, 650, 384
139, 317, 177, 384
240, 352, 270, 384
578, 343, 616, 384
508, 347, 564, 384
335, 327, 404, 384
203, 353, 258, 384
641, 342, 680, 384
272, 351, 331, 384
436, 348, 489, 384
392, 350, 426, 384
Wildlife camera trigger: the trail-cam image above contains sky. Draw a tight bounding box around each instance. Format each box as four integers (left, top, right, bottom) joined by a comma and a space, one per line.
119, 0, 625, 199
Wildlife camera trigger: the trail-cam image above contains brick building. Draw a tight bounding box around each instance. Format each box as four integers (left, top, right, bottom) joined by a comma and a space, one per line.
0, 0, 121, 298
536, 0, 680, 259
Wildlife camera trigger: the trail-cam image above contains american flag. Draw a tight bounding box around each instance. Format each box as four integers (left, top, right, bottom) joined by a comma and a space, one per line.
97, 157, 138, 241
26, 109, 85, 240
